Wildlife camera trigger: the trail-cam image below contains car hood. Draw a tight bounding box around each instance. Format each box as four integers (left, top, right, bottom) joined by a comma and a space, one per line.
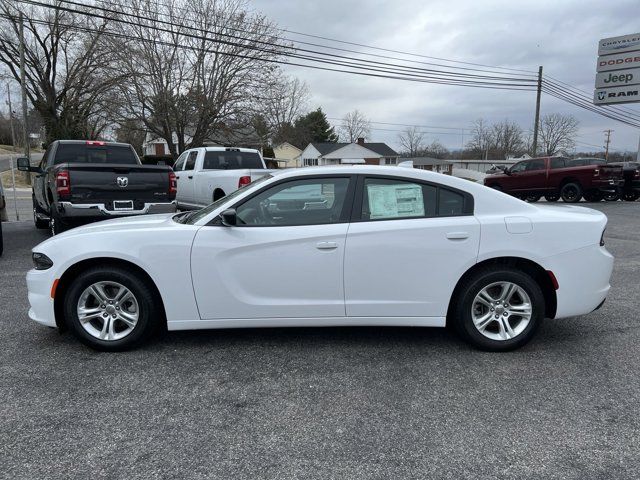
57, 213, 177, 237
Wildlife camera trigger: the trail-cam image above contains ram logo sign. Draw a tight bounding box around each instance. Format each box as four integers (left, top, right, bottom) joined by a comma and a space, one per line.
593, 86, 639, 105
116, 177, 129, 188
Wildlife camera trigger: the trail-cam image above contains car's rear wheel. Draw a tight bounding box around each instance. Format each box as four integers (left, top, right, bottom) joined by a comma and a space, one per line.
63, 266, 160, 351
623, 191, 640, 201
524, 195, 541, 203
451, 268, 545, 351
560, 182, 582, 203
583, 191, 603, 202
544, 193, 559, 202
603, 190, 620, 201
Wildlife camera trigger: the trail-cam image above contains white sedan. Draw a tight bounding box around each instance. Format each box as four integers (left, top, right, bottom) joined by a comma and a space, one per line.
26, 166, 613, 351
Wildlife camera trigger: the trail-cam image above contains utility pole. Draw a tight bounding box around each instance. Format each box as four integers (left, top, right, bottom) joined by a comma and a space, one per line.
604, 129, 613, 161
6, 84, 17, 152
531, 65, 543, 157
18, 12, 31, 185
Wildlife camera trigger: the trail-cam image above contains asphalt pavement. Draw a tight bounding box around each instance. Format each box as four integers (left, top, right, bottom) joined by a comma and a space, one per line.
0, 202, 639, 479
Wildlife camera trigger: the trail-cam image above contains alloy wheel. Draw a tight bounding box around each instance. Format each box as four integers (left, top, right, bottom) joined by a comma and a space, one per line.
76, 281, 140, 341
471, 281, 533, 341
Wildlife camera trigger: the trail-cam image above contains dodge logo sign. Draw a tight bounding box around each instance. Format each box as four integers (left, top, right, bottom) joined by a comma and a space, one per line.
117, 177, 129, 188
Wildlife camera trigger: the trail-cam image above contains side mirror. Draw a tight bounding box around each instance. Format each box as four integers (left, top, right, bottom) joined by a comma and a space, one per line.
220, 208, 237, 226
17, 157, 31, 172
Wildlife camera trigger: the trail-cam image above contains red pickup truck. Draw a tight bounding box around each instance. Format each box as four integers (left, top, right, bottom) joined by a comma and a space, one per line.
483, 157, 624, 202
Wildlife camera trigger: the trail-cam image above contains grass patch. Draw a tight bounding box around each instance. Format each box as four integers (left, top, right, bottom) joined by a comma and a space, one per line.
0, 169, 32, 189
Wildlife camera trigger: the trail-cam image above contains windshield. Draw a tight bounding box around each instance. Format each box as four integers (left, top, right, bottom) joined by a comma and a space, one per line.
179, 174, 274, 225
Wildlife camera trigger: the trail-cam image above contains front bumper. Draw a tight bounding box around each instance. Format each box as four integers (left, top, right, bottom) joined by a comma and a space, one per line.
26, 268, 57, 328
58, 201, 176, 219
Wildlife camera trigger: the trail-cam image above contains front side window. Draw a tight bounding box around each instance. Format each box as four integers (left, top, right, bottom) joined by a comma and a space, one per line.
525, 159, 546, 171
235, 177, 351, 226
509, 161, 528, 173
173, 152, 187, 171
184, 151, 198, 171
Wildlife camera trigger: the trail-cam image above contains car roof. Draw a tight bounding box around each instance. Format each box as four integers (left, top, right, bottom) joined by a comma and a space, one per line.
55, 140, 133, 147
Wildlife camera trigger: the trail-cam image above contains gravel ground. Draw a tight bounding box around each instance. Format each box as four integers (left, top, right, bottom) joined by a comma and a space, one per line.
0, 202, 639, 479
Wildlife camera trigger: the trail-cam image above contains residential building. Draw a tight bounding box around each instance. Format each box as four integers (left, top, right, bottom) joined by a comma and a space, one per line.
299, 138, 398, 167
273, 142, 303, 167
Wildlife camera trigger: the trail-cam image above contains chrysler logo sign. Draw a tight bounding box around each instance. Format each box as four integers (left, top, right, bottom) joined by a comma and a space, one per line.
116, 177, 129, 188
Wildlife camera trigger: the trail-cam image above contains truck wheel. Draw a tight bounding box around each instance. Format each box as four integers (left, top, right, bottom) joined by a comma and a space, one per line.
603, 191, 620, 202
623, 191, 640, 201
544, 194, 559, 202
524, 195, 541, 203
32, 197, 49, 229
560, 182, 582, 203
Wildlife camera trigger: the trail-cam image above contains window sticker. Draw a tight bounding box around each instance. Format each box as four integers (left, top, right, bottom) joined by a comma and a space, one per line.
367, 184, 424, 219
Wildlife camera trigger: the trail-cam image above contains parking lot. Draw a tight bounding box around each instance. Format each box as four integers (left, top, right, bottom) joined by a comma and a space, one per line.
1, 201, 639, 479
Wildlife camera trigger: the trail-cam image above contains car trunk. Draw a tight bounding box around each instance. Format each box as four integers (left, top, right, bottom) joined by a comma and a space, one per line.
62, 163, 173, 210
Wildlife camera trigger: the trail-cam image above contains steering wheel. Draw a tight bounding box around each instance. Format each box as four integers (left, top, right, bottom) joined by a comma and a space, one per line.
258, 200, 275, 225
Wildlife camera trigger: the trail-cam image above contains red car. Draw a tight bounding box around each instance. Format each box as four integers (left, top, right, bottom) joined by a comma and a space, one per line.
484, 157, 624, 202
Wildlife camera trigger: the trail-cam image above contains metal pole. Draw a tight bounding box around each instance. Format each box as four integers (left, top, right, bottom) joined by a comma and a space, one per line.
18, 12, 31, 185
9, 157, 20, 221
604, 129, 612, 161
6, 84, 17, 152
531, 66, 543, 157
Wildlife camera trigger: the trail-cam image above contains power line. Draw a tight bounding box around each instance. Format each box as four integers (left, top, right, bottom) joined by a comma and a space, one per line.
327, 117, 472, 132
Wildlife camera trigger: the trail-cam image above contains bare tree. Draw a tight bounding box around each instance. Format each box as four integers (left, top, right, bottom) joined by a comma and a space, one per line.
398, 126, 425, 157
490, 120, 525, 159
339, 109, 370, 142
466, 119, 494, 159
0, 1, 121, 143
110, 0, 284, 157
258, 71, 310, 136
538, 113, 579, 156
420, 140, 449, 159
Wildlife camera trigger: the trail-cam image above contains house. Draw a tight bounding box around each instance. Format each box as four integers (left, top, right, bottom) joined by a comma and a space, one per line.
399, 157, 453, 175
299, 138, 398, 167
273, 142, 302, 167
142, 132, 189, 157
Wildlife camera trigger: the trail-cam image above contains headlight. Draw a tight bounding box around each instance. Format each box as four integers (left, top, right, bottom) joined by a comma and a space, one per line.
32, 252, 53, 270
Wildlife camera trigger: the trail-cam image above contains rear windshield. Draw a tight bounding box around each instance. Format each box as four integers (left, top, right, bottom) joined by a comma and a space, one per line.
203, 151, 263, 170
54, 144, 139, 165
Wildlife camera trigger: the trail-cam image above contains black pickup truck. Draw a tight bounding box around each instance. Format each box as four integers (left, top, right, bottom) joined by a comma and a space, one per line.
18, 140, 177, 234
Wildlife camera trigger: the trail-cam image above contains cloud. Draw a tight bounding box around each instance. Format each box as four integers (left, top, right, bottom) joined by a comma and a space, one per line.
253, 0, 640, 153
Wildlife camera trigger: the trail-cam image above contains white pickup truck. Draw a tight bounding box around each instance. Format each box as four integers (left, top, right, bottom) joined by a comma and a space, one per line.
172, 147, 276, 209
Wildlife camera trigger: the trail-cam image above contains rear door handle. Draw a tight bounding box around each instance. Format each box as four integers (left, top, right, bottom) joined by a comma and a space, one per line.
446, 231, 469, 240
188, 175, 193, 179
316, 241, 338, 250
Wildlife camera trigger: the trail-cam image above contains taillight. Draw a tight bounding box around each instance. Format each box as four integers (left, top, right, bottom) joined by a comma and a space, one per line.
238, 176, 251, 188
169, 171, 177, 196
593, 168, 599, 177
56, 170, 70, 197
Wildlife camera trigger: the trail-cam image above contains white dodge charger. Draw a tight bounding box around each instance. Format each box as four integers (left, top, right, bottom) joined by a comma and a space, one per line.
26, 166, 613, 351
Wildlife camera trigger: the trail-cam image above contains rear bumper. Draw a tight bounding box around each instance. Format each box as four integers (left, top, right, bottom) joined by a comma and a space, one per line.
592, 179, 624, 193
58, 201, 176, 218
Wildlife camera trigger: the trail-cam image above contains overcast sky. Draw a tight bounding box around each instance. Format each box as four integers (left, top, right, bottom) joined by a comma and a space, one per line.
252, 0, 640, 155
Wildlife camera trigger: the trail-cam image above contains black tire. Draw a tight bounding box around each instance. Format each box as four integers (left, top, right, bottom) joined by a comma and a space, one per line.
622, 191, 640, 201
544, 194, 559, 202
524, 195, 541, 203
63, 266, 160, 351
33, 196, 49, 229
583, 191, 603, 202
603, 191, 620, 202
451, 267, 545, 351
560, 182, 582, 203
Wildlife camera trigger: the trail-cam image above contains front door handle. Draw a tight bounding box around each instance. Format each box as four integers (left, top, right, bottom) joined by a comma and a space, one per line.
316, 241, 338, 250
188, 175, 193, 179
446, 231, 469, 240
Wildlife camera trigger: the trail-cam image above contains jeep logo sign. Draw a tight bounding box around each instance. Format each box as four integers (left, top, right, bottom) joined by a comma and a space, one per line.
595, 67, 640, 89
594, 86, 640, 105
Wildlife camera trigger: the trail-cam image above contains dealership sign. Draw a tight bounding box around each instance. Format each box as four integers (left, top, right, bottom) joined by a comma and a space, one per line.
594, 32, 640, 105
595, 67, 640, 88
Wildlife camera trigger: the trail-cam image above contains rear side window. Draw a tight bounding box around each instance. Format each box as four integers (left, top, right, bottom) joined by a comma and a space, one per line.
550, 158, 566, 169
360, 178, 470, 221
54, 144, 138, 165
203, 151, 263, 169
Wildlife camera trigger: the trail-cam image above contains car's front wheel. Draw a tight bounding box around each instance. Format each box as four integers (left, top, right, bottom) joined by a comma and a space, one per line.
63, 266, 160, 351
451, 268, 545, 351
